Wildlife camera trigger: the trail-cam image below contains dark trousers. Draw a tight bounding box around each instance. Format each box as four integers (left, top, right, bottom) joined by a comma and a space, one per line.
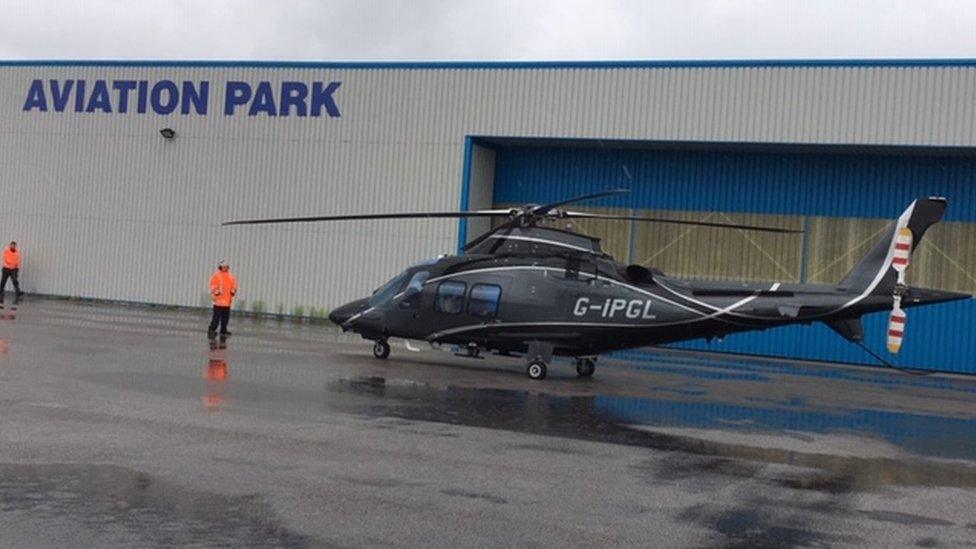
0, 268, 21, 300
208, 306, 231, 333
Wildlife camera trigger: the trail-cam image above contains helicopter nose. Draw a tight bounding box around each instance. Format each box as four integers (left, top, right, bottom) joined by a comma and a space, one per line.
328, 309, 347, 325
329, 298, 370, 327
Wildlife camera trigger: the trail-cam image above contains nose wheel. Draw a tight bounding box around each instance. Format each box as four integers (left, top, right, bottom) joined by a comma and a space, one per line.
575, 357, 596, 378
372, 339, 391, 359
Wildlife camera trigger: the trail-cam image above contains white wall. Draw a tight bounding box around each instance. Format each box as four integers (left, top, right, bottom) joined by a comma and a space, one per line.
1, 62, 975, 312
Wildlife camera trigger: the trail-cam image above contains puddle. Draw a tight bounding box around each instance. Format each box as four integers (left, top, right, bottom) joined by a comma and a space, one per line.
204, 336, 230, 411
0, 301, 17, 321
620, 349, 976, 396
327, 376, 976, 491
679, 505, 838, 548
0, 463, 312, 547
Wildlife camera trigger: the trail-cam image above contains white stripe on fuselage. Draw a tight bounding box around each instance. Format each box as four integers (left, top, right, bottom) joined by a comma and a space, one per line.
344, 288, 411, 327
425, 265, 725, 321
654, 279, 782, 321
421, 269, 770, 340
425, 292, 761, 341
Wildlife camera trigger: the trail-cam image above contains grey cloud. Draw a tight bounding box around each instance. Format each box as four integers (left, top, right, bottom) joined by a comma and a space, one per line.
1, 0, 976, 60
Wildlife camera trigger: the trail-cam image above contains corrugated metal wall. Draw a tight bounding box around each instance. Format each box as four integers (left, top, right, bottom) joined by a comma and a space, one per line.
491, 144, 976, 372
464, 142, 497, 244
2, 61, 976, 324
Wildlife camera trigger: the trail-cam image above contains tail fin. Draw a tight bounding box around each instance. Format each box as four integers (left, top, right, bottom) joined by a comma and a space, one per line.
839, 197, 947, 295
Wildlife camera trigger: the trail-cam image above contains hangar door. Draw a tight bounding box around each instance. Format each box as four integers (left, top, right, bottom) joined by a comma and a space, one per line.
472, 140, 976, 373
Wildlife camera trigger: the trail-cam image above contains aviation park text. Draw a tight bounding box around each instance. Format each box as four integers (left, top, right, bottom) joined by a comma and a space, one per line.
22, 79, 342, 117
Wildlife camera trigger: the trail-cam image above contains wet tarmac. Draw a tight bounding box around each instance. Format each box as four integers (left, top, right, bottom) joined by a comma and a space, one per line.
2, 298, 976, 547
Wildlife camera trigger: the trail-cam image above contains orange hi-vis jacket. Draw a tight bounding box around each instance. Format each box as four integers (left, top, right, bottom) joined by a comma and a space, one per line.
210, 271, 238, 307
2, 248, 20, 269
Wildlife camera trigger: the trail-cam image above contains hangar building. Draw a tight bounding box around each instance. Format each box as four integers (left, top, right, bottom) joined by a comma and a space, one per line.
1, 60, 974, 372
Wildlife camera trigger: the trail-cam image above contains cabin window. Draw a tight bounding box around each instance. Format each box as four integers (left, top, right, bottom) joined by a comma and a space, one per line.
435, 281, 466, 314
468, 284, 501, 318
398, 271, 430, 309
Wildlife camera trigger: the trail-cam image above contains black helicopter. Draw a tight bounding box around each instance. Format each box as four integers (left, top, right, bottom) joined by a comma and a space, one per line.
225, 190, 969, 379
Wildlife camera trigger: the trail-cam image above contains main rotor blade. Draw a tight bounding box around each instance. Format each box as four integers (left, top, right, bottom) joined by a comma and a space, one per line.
532, 188, 631, 216
562, 212, 803, 234
222, 210, 513, 226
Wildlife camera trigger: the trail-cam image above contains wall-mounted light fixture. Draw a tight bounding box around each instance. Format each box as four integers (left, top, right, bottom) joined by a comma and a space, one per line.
159, 128, 176, 139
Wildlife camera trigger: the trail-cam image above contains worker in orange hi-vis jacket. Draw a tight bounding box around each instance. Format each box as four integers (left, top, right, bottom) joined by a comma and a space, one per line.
1, 241, 23, 303
207, 259, 238, 337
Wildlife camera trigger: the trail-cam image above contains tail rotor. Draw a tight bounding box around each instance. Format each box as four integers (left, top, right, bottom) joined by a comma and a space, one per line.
887, 227, 913, 354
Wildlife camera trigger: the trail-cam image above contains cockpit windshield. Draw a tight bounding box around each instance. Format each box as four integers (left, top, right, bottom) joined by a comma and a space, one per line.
368, 258, 442, 309
369, 271, 410, 308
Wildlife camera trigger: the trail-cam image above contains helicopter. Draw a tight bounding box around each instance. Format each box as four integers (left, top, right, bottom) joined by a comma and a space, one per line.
224, 189, 970, 379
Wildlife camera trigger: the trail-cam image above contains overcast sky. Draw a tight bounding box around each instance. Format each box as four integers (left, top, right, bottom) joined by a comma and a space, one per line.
2, 0, 976, 61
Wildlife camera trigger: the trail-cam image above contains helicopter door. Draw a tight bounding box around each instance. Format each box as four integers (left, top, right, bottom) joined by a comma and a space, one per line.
387, 271, 430, 337
428, 276, 510, 335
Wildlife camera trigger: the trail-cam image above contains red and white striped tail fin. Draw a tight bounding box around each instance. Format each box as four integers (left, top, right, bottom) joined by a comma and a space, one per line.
887, 304, 907, 354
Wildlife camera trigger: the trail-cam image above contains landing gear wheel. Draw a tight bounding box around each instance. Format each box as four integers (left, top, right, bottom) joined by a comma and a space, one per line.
526, 359, 548, 380
372, 339, 391, 360
576, 358, 596, 378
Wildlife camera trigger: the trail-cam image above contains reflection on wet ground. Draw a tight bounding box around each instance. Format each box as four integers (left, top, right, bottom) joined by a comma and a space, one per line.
0, 463, 308, 547
5, 298, 976, 546
0, 300, 18, 321
328, 375, 976, 491
204, 336, 229, 410
321, 370, 976, 546
618, 347, 976, 395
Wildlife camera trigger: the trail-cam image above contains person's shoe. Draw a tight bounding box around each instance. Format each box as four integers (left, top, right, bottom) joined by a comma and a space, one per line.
15, 291, 23, 298
219, 331, 232, 336
207, 330, 217, 338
